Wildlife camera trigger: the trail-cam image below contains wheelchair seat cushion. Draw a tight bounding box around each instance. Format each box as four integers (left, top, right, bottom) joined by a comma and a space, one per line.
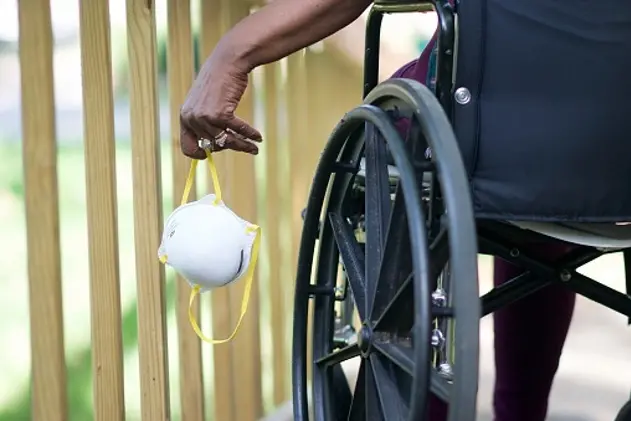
448, 0, 631, 222
508, 221, 631, 250
354, 159, 631, 249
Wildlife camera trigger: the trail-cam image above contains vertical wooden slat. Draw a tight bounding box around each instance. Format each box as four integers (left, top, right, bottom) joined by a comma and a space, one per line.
126, 0, 171, 419
287, 50, 313, 385
311, 48, 362, 148
229, 71, 264, 421
305, 49, 346, 172
287, 52, 309, 275
224, 2, 263, 420
167, 1, 205, 420
277, 57, 295, 403
78, 0, 126, 420
17, 1, 67, 420
199, 1, 237, 420
263, 60, 288, 406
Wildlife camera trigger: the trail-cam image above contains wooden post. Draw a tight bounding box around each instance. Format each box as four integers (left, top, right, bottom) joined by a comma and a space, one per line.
199, 1, 237, 420
221, 1, 264, 419
78, 0, 126, 420
287, 49, 314, 385
229, 71, 265, 421
263, 60, 288, 406
126, 0, 171, 419
18, 1, 67, 420
287, 51, 309, 278
166, 0, 205, 420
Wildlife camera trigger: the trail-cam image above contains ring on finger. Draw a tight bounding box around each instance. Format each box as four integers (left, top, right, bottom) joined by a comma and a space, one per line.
213, 130, 228, 148
198, 137, 215, 152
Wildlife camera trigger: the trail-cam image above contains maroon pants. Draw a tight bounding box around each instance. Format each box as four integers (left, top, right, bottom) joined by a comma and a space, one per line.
391, 48, 577, 421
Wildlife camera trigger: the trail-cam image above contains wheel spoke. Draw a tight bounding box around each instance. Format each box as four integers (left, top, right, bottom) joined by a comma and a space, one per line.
430, 370, 452, 403
364, 358, 383, 420
315, 343, 361, 368
370, 186, 413, 327
347, 361, 366, 421
372, 342, 413, 376
373, 273, 412, 331
332, 364, 353, 421
329, 212, 367, 320
374, 342, 452, 403
373, 229, 450, 332
429, 228, 450, 283
370, 354, 409, 420
364, 124, 392, 319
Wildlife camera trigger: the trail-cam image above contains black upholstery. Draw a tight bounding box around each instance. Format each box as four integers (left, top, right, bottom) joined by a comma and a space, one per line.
453, 0, 631, 222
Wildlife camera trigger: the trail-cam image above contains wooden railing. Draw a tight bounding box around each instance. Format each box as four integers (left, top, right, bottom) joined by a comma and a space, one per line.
15, 0, 362, 420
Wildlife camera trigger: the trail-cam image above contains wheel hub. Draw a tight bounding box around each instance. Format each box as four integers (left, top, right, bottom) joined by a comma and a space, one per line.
356, 324, 373, 357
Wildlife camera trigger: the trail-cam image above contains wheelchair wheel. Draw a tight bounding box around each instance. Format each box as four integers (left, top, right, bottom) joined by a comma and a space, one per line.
615, 400, 631, 421
292, 79, 480, 421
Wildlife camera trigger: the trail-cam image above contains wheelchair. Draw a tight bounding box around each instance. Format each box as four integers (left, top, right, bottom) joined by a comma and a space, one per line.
291, 0, 631, 419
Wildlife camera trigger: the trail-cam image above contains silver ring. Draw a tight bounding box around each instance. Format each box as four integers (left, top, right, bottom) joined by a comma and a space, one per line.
213, 130, 228, 148
198, 137, 214, 151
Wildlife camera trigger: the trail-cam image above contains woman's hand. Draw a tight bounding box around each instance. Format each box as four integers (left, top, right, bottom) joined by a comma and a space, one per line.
179, 50, 262, 159
179, 0, 371, 160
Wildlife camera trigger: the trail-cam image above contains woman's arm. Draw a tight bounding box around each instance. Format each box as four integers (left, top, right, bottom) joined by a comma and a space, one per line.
215, 0, 373, 72
180, 0, 372, 158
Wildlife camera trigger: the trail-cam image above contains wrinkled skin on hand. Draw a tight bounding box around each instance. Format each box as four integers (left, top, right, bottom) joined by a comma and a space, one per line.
179, 55, 263, 159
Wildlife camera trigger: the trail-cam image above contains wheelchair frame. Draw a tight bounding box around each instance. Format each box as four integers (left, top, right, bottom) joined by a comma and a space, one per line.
367, 0, 631, 330
292, 1, 631, 420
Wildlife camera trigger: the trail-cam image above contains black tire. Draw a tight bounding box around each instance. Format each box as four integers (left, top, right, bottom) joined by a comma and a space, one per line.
615, 400, 631, 421
292, 79, 480, 421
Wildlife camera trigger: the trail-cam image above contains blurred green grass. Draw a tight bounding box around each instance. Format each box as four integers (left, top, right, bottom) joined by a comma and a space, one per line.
0, 141, 215, 421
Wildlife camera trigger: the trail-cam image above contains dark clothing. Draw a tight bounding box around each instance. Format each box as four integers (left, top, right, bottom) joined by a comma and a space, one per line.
388, 3, 605, 418
393, 52, 578, 420
454, 0, 631, 222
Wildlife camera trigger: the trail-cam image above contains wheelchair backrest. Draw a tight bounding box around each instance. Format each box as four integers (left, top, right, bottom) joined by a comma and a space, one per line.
384, 0, 631, 221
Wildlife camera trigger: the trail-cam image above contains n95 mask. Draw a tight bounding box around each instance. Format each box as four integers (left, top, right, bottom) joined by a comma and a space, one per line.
158, 194, 257, 290
157, 150, 261, 345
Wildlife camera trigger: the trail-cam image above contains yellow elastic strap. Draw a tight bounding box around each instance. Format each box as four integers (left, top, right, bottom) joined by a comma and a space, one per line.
180, 149, 222, 206
162, 148, 258, 345
188, 224, 261, 344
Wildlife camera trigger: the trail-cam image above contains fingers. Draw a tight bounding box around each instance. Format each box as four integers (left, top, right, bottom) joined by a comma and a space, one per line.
224, 116, 263, 143
180, 117, 259, 157
191, 112, 262, 147
180, 104, 261, 157
221, 130, 259, 155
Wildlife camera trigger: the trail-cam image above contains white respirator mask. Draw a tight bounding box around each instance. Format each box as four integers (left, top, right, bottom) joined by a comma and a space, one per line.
157, 149, 260, 344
